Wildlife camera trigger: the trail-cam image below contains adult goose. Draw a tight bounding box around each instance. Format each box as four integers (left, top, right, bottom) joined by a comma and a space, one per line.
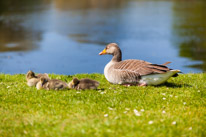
99, 43, 180, 86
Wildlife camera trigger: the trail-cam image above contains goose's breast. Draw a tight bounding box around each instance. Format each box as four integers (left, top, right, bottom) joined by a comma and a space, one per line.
104, 61, 118, 84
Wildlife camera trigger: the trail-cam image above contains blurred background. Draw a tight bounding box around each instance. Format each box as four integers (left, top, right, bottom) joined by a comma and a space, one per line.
0, 0, 205, 74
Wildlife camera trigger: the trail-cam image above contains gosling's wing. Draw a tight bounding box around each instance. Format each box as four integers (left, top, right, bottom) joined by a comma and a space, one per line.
48, 79, 68, 90
37, 73, 50, 79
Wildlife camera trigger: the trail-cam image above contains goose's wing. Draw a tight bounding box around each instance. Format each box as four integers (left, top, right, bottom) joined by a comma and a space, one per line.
162, 61, 171, 66
113, 59, 170, 76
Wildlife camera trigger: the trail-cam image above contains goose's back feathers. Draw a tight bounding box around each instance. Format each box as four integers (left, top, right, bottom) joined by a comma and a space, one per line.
113, 59, 170, 76
68, 78, 99, 90
76, 78, 99, 90
36, 73, 50, 79
46, 79, 68, 90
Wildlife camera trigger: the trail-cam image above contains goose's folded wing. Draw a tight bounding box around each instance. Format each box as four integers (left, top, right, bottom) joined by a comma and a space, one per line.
114, 69, 141, 83
113, 59, 170, 76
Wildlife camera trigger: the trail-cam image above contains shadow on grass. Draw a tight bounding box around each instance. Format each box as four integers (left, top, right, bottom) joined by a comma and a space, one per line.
155, 82, 192, 88
98, 88, 105, 91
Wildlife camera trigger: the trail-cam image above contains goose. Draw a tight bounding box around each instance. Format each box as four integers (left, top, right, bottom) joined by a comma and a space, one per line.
36, 77, 68, 90
26, 70, 50, 87
68, 78, 99, 90
99, 43, 180, 86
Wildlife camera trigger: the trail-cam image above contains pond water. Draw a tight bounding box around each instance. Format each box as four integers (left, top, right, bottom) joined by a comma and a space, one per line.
0, 0, 206, 74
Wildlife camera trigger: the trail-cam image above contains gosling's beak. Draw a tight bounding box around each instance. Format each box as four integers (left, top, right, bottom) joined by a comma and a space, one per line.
72, 81, 75, 88
99, 49, 106, 55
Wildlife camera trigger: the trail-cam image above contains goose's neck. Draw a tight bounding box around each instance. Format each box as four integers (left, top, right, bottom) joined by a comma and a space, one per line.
112, 49, 122, 62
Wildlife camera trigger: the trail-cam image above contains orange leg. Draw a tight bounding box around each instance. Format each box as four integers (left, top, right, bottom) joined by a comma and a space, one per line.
138, 82, 147, 86
123, 84, 132, 87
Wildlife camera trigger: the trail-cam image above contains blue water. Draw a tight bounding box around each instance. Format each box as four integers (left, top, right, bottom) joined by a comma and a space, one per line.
0, 0, 205, 74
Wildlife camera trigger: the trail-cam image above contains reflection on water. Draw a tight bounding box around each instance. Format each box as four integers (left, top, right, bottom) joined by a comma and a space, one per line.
0, 0, 205, 74
54, 0, 126, 10
0, 0, 47, 52
173, 0, 206, 71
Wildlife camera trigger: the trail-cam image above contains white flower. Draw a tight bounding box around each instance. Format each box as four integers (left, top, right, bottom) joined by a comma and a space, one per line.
114, 91, 118, 93
100, 92, 105, 94
172, 121, 176, 125
183, 102, 186, 105
104, 114, 108, 117
123, 111, 127, 114
161, 93, 166, 96
114, 116, 119, 119
140, 109, 144, 112
76, 92, 81, 94
125, 108, 130, 111
133, 109, 141, 116
7, 86, 10, 88
163, 97, 166, 100
170, 95, 173, 97
189, 127, 192, 130
175, 96, 178, 98
23, 130, 28, 134
197, 90, 200, 93
108, 107, 113, 110
148, 121, 153, 124
162, 110, 166, 114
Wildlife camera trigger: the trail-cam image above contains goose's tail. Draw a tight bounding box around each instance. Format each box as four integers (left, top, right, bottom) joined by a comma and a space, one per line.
171, 69, 181, 77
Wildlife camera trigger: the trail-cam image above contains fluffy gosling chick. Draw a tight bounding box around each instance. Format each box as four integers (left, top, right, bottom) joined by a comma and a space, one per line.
68, 78, 99, 90
26, 70, 50, 87
36, 77, 68, 90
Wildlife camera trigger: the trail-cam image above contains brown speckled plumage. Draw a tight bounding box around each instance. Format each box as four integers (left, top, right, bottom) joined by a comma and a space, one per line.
113, 59, 170, 76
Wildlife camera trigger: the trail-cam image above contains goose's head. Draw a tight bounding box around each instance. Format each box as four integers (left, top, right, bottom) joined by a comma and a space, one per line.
36, 77, 48, 90
26, 70, 36, 80
68, 78, 79, 88
99, 43, 122, 62
99, 43, 121, 55
40, 77, 48, 85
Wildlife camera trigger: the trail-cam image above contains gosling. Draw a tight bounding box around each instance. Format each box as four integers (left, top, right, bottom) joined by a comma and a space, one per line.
68, 78, 99, 90
26, 70, 50, 87
36, 77, 68, 90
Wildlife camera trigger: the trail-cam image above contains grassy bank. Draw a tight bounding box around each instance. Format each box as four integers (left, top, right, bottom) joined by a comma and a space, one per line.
0, 73, 205, 137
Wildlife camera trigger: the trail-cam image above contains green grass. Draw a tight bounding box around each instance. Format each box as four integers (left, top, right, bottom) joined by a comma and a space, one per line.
0, 73, 205, 137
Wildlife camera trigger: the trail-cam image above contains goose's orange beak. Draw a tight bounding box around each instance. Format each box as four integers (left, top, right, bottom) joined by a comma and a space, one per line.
99, 49, 106, 55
